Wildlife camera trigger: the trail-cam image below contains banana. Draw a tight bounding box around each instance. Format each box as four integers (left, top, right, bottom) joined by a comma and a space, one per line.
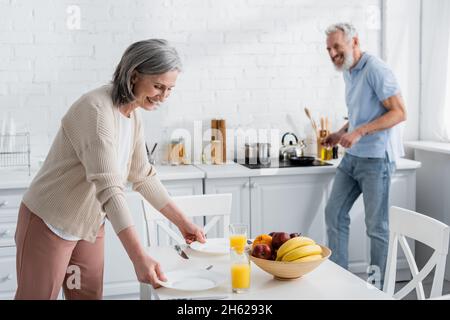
292, 254, 322, 262
276, 236, 315, 261
281, 244, 322, 262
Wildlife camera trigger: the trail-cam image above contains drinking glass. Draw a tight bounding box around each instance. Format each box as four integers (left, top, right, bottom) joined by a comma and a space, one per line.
229, 224, 247, 254
230, 248, 251, 293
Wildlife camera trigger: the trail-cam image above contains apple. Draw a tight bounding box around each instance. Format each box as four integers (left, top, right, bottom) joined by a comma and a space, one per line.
252, 244, 272, 260
271, 232, 291, 249
271, 249, 278, 261
290, 232, 301, 238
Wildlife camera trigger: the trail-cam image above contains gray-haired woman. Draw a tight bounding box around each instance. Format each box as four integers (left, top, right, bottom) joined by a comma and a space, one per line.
14, 39, 206, 300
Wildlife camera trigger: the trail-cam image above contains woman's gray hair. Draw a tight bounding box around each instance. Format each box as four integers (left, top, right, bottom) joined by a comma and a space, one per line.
112, 39, 182, 106
325, 23, 358, 43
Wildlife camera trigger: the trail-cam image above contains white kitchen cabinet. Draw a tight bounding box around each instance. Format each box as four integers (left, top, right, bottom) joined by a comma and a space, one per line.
204, 177, 251, 237
163, 179, 203, 197
0, 246, 16, 299
0, 188, 24, 300
103, 178, 203, 299
347, 169, 417, 281
203, 173, 334, 242
0, 200, 19, 248
249, 174, 334, 242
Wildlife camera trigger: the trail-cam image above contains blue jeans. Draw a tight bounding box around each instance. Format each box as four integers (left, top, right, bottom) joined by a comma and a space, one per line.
325, 152, 395, 284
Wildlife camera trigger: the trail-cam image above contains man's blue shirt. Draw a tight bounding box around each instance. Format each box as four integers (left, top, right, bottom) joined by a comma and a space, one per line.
343, 52, 403, 160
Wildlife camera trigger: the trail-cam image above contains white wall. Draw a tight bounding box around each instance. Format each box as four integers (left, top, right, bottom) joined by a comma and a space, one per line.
420, 0, 450, 142
0, 0, 382, 164
384, 0, 421, 159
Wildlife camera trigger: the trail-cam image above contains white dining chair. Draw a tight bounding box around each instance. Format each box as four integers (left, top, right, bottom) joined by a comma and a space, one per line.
427, 293, 450, 300
383, 206, 450, 300
139, 193, 232, 300
141, 193, 232, 247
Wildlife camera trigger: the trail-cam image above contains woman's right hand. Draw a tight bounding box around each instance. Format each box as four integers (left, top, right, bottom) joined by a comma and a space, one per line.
132, 254, 167, 288
117, 226, 167, 288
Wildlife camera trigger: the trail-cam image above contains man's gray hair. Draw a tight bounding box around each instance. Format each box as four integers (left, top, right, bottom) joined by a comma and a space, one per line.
112, 39, 182, 106
325, 23, 358, 42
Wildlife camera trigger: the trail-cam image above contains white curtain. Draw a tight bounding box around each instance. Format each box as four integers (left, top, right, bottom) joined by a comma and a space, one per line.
421, 0, 450, 141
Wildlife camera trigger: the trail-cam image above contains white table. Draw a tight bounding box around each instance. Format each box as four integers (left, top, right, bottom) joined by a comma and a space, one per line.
144, 245, 393, 300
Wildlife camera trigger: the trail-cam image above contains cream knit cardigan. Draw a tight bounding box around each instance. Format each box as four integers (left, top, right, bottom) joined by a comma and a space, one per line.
22, 85, 171, 243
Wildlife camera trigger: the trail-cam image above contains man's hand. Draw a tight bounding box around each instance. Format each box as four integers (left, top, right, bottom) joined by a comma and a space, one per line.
341, 94, 407, 148
339, 130, 363, 148
322, 132, 343, 148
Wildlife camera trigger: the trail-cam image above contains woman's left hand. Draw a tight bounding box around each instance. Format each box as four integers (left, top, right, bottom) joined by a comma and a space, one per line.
159, 201, 207, 244
178, 220, 206, 244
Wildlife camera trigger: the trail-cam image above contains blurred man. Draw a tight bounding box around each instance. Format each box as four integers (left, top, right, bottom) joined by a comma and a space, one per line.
323, 23, 407, 288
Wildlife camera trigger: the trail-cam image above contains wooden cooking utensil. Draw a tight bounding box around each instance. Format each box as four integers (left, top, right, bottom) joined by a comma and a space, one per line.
304, 107, 319, 138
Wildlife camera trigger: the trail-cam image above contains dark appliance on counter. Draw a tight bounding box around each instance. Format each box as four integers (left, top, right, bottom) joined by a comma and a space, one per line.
236, 157, 332, 169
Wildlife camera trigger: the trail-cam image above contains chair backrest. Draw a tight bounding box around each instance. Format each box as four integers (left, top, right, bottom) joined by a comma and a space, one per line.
142, 193, 232, 246
427, 293, 450, 300
383, 206, 450, 300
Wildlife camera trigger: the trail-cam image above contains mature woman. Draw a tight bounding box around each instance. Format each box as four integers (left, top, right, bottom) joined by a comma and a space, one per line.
14, 39, 205, 300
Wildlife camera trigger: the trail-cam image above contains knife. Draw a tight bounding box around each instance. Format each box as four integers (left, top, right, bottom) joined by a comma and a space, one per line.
174, 244, 189, 259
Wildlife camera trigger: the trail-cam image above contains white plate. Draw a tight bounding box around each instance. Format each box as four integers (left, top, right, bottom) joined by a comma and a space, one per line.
157, 268, 226, 291
189, 238, 229, 255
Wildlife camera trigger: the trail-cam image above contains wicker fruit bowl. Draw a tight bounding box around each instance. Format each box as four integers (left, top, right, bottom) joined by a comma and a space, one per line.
249, 245, 331, 280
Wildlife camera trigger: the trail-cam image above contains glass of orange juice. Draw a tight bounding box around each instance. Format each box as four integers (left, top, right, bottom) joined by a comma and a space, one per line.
229, 224, 247, 254
230, 248, 251, 293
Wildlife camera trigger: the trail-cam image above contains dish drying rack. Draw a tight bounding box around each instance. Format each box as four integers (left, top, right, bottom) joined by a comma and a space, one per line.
0, 132, 31, 175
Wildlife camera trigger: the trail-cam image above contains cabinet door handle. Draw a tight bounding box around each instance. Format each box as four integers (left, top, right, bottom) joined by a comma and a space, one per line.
243, 182, 250, 188
0, 229, 11, 237
0, 201, 8, 208
1, 274, 12, 282
250, 182, 258, 188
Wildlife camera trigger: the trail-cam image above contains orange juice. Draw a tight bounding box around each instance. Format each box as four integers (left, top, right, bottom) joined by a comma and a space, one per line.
231, 263, 250, 291
229, 234, 247, 254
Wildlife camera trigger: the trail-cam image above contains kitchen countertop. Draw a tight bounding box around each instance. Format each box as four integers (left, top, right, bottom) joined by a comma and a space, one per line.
154, 164, 204, 181
0, 164, 205, 190
194, 157, 421, 179
405, 140, 450, 155
0, 157, 421, 189
195, 161, 337, 178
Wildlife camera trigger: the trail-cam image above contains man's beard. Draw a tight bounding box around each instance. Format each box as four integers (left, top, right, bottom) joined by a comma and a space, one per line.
334, 51, 354, 72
